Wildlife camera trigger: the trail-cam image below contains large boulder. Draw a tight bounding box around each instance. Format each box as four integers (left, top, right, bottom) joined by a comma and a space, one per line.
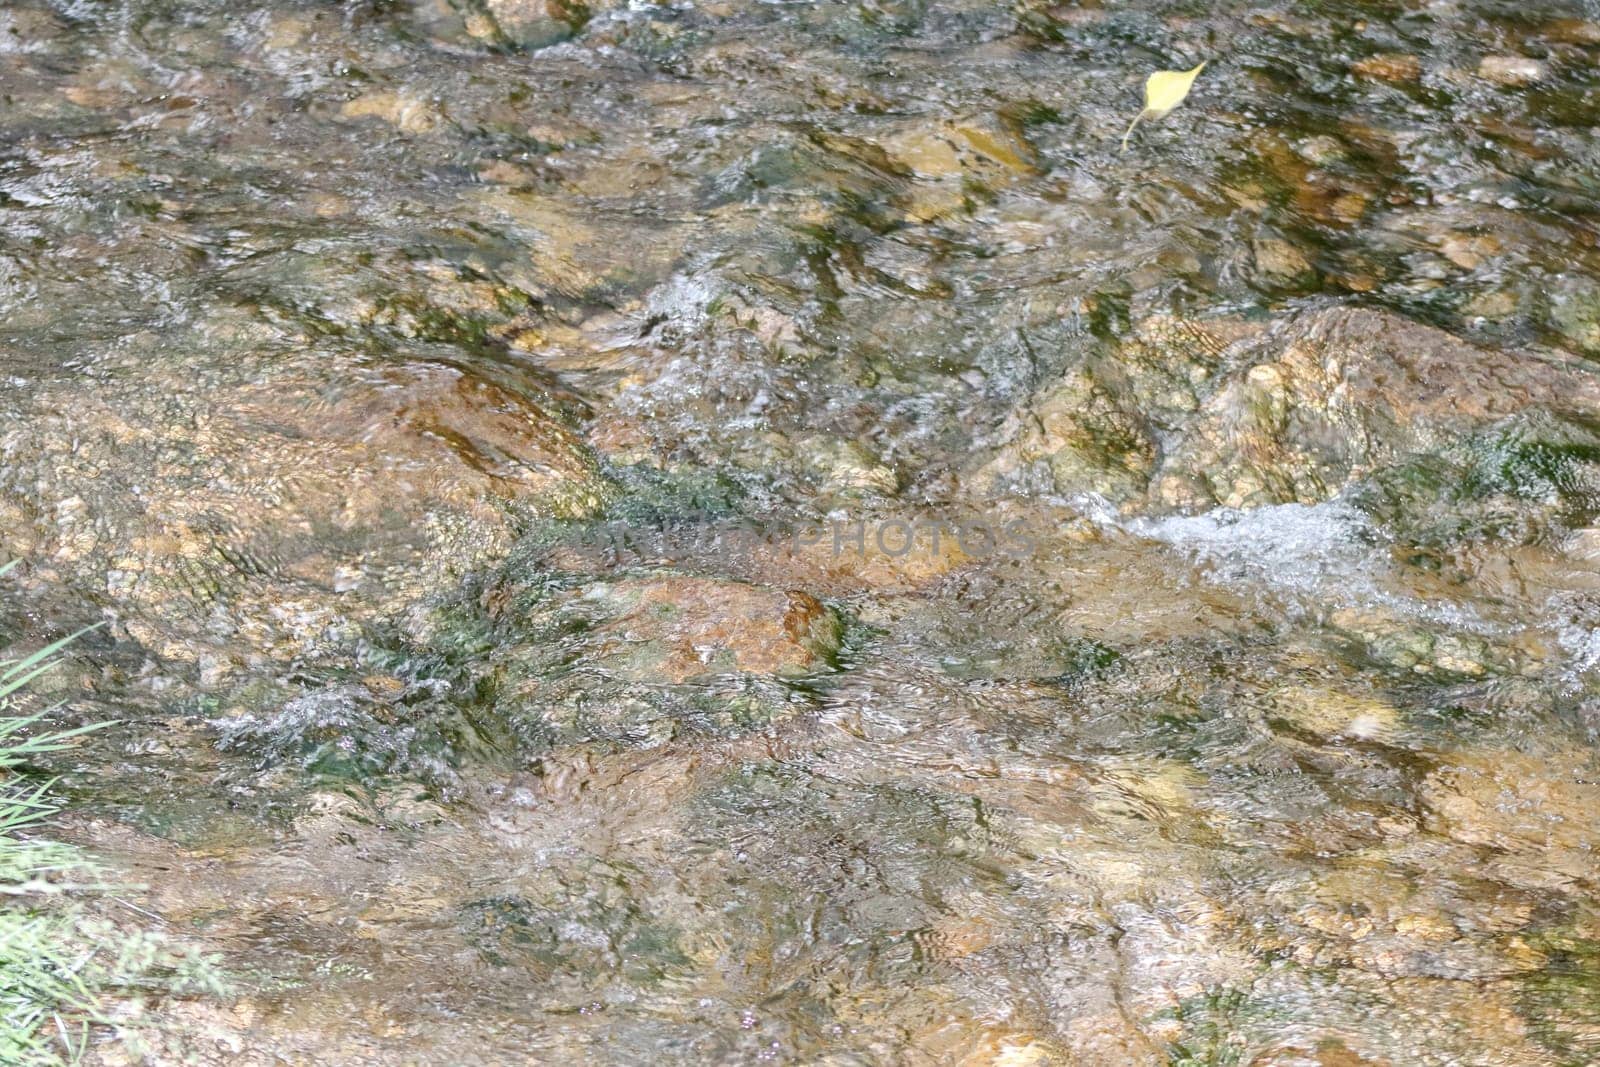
1155, 307, 1600, 511
0, 314, 610, 690
978, 307, 1600, 537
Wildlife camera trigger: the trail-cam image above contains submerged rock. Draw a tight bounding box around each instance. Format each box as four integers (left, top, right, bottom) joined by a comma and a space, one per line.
982, 305, 1600, 565
413, 0, 593, 51
339, 90, 440, 134
481, 0, 590, 49
571, 575, 842, 683
1353, 53, 1423, 83
1548, 277, 1600, 356
1478, 55, 1547, 86
1155, 307, 1600, 513
973, 315, 1256, 506
1421, 749, 1600, 888
0, 315, 610, 689
1252, 235, 1317, 284
878, 115, 1038, 222
377, 568, 854, 750
212, 572, 843, 780
13, 0, 1600, 1060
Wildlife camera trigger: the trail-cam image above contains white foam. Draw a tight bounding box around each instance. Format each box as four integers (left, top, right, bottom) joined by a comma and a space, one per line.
1118, 499, 1489, 633
1129, 500, 1382, 599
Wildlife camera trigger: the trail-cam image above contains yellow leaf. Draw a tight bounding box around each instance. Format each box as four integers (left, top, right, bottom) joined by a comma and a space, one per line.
1121, 61, 1207, 153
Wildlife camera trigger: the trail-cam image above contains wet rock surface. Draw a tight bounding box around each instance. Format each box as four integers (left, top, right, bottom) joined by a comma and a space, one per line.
2, 0, 1600, 1062
0, 315, 609, 693
1156, 307, 1600, 512
979, 305, 1600, 525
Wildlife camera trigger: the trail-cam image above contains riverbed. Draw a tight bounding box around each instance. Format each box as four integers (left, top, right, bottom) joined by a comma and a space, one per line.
4, 0, 1600, 1062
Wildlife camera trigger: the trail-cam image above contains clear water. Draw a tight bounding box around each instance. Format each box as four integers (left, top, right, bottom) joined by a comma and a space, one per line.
3, 0, 1600, 1062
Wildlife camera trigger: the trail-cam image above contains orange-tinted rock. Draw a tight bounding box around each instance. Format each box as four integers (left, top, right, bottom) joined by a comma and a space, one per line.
1353, 54, 1422, 83
586, 576, 840, 682
0, 333, 608, 681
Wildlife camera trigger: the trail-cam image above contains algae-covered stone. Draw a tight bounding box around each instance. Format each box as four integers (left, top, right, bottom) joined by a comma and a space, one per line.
219, 571, 842, 776
482, 0, 590, 49
1549, 276, 1600, 356
1350, 414, 1600, 548
1268, 685, 1399, 741
974, 364, 1157, 504
1156, 307, 1600, 511
973, 315, 1256, 506
424, 569, 847, 748
413, 0, 591, 51
1328, 608, 1509, 678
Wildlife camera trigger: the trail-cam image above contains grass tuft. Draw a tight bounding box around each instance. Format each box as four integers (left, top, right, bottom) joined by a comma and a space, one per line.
0, 564, 227, 1063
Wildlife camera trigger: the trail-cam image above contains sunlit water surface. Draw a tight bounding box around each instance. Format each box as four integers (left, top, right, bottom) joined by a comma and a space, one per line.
4, 0, 1600, 1062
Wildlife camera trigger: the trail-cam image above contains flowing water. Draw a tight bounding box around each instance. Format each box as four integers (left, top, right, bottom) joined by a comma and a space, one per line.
5, 0, 1600, 1062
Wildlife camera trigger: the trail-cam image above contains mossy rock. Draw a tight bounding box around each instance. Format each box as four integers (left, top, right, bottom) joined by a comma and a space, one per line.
1351, 413, 1600, 548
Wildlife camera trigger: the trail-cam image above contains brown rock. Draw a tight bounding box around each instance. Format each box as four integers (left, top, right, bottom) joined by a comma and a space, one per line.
879, 116, 1038, 222
0, 330, 608, 680
1157, 307, 1600, 508
1477, 55, 1546, 86
1421, 750, 1600, 885
1353, 53, 1422, 83
1436, 232, 1500, 270
585, 576, 841, 682
1542, 19, 1600, 45
340, 91, 438, 133
1253, 236, 1315, 282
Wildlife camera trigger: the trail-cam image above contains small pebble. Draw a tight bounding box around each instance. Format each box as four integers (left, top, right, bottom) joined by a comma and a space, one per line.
1478, 55, 1546, 86
1353, 53, 1421, 83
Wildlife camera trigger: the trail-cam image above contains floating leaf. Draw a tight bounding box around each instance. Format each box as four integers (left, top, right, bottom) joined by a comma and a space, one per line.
1121, 61, 1206, 153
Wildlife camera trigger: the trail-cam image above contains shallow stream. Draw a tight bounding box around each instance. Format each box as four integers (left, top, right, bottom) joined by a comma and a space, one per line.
5, 0, 1600, 1062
